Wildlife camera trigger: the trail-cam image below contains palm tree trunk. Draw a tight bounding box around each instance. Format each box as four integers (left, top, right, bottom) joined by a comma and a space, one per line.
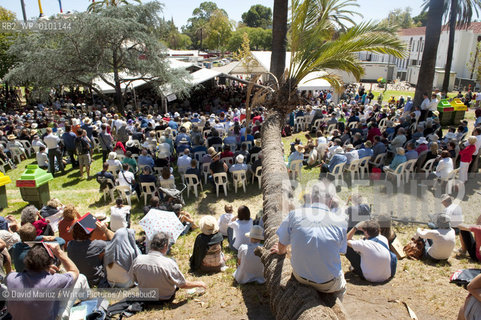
442, 0, 457, 93
413, 0, 444, 106
255, 1, 347, 319
20, 0, 27, 22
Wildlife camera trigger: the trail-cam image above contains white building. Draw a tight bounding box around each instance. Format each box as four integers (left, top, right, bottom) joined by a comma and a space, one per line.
355, 23, 481, 90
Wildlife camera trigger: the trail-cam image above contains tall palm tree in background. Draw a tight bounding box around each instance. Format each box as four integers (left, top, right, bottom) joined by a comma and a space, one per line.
19, 0, 27, 21
439, 0, 481, 93
413, 0, 444, 106
256, 0, 405, 319
87, 0, 141, 12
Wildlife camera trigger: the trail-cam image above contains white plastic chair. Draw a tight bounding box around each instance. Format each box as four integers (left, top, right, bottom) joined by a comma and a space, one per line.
221, 157, 234, 167
19, 140, 33, 157
434, 168, 460, 194
9, 147, 25, 164
250, 153, 259, 165
294, 116, 305, 132
327, 162, 346, 186
327, 123, 337, 133
288, 159, 303, 180
385, 162, 408, 188
97, 177, 115, 202
212, 144, 223, 153
108, 165, 121, 179
194, 151, 206, 164
369, 153, 386, 168
232, 170, 247, 193
312, 119, 323, 131
358, 156, 371, 179
345, 159, 361, 183
420, 158, 436, 178
201, 162, 210, 184
213, 172, 228, 197
141, 182, 157, 205
348, 122, 358, 129
403, 159, 418, 182
115, 185, 136, 206
185, 174, 203, 197
379, 118, 387, 131
92, 137, 101, 153
252, 166, 262, 189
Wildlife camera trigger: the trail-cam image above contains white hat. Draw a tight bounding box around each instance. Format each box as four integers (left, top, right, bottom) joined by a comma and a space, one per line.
236, 154, 244, 163
199, 216, 219, 235
245, 225, 264, 240
416, 137, 428, 145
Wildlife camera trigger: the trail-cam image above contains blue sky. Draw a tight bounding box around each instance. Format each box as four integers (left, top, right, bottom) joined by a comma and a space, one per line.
2, 0, 424, 26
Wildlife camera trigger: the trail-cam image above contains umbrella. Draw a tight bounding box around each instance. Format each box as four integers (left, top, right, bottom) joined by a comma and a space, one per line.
139, 209, 185, 242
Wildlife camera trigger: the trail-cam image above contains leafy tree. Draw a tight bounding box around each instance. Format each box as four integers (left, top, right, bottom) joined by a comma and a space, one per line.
6, 2, 190, 112
204, 9, 233, 54
241, 4, 272, 29
0, 7, 16, 81
228, 27, 272, 51
413, 11, 428, 26
182, 1, 227, 49
257, 1, 405, 318
88, 0, 142, 12
467, 41, 481, 85
380, 7, 415, 29
159, 18, 192, 49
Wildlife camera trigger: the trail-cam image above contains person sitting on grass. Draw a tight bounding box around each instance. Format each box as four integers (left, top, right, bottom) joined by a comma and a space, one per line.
218, 204, 234, 238
36, 145, 49, 170
457, 214, 481, 262
20, 205, 54, 236
346, 220, 395, 283
143, 196, 161, 216
129, 232, 207, 304
414, 214, 455, 261
190, 216, 225, 273
234, 225, 265, 284
104, 228, 141, 288
110, 198, 131, 232
67, 220, 114, 287
228, 205, 254, 253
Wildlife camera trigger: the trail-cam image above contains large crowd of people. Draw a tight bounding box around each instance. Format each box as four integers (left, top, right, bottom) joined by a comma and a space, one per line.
0, 82, 479, 319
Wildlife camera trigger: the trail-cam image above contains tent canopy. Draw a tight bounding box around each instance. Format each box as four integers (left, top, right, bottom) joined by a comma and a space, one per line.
298, 71, 332, 91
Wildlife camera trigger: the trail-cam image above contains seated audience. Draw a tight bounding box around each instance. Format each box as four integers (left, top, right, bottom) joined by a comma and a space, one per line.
190, 216, 225, 273
234, 225, 265, 284
415, 214, 455, 261
228, 205, 253, 252
110, 198, 131, 231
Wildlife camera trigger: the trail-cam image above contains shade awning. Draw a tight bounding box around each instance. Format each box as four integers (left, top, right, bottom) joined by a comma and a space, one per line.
298, 72, 332, 91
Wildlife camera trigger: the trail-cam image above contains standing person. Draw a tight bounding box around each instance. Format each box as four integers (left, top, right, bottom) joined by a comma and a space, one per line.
43, 127, 64, 175
345, 220, 395, 282
129, 232, 206, 303
99, 123, 114, 164
420, 92, 430, 121
459, 136, 477, 183
75, 128, 92, 179
61, 125, 78, 168
271, 186, 347, 301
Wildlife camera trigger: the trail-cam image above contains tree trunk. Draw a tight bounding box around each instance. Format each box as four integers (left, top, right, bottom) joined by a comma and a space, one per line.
112, 50, 124, 114
256, 1, 348, 319
413, 0, 444, 106
442, 0, 457, 93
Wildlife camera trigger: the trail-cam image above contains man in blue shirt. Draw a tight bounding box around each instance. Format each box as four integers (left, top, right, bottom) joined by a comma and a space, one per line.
403, 96, 413, 114
271, 187, 347, 301
320, 151, 347, 174
357, 141, 374, 159
174, 127, 191, 146
137, 149, 155, 168
61, 125, 78, 168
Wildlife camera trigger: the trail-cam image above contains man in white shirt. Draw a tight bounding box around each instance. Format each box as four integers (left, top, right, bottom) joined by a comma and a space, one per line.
177, 149, 192, 174
415, 214, 455, 261
43, 127, 64, 175
117, 163, 136, 192
36, 146, 49, 170
441, 194, 463, 228
419, 93, 430, 121
429, 93, 439, 112
346, 220, 393, 282
234, 225, 265, 284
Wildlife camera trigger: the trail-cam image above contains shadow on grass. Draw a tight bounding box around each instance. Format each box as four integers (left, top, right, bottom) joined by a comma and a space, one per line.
61, 178, 82, 188
344, 271, 394, 287
238, 281, 274, 320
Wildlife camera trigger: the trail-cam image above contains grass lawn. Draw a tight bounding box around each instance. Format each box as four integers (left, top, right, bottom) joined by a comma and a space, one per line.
2, 117, 481, 319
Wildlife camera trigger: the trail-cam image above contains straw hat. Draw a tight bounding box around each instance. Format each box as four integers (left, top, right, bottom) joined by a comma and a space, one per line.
294, 144, 305, 153
30, 129, 38, 135
254, 139, 261, 147
83, 118, 92, 125
199, 216, 219, 235
207, 147, 216, 156
7, 134, 16, 140
245, 225, 264, 240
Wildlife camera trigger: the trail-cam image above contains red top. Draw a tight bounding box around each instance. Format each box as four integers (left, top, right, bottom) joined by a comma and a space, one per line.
460, 145, 476, 163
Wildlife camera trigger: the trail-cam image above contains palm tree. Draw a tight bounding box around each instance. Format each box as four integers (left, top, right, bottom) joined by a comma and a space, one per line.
20, 0, 27, 22
255, 0, 405, 319
439, 0, 481, 93
413, 0, 444, 107
87, 0, 141, 13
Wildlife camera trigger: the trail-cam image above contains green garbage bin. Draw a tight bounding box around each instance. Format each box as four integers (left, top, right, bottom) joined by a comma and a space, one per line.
0, 172, 12, 209
437, 100, 454, 126
16, 165, 53, 208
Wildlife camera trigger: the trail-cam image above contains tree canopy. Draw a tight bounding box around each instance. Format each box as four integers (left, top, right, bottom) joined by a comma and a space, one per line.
228, 27, 271, 52
5, 1, 190, 111
0, 7, 16, 81
379, 7, 416, 29
204, 9, 233, 53
241, 4, 272, 29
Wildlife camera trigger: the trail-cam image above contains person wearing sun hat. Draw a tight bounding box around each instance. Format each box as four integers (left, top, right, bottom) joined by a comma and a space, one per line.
234, 225, 265, 284
189, 216, 225, 273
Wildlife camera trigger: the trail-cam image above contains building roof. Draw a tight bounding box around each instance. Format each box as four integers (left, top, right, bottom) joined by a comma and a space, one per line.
399, 21, 481, 37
